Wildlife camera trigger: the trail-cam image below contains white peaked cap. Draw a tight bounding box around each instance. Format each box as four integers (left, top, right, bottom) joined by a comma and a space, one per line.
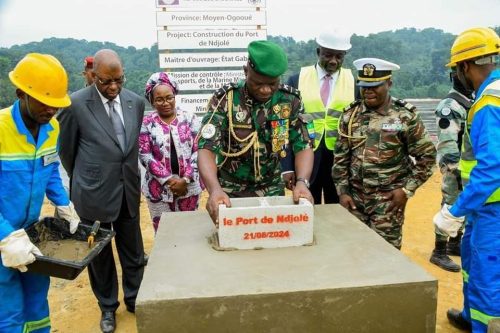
353, 58, 400, 71
316, 29, 352, 51
353, 58, 400, 87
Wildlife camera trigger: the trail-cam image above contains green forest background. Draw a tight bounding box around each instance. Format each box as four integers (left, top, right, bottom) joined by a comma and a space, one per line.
1, 26, 499, 108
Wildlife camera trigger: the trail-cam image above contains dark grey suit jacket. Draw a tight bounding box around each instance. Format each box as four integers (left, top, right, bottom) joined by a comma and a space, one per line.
58, 85, 145, 222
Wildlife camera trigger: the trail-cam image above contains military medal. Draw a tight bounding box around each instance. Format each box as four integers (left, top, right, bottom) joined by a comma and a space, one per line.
201, 124, 216, 139
235, 108, 247, 122
280, 150, 287, 158
271, 121, 280, 152
280, 104, 291, 118
273, 104, 281, 114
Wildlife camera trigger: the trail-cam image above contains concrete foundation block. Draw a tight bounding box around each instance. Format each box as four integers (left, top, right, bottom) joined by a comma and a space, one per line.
137, 204, 437, 333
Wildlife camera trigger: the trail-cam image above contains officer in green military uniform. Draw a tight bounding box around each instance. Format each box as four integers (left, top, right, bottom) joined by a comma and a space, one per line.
332, 58, 436, 249
430, 69, 473, 272
198, 40, 314, 223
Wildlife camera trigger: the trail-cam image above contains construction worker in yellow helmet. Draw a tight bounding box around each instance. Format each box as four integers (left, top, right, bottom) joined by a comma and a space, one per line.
0, 53, 81, 332
433, 27, 500, 333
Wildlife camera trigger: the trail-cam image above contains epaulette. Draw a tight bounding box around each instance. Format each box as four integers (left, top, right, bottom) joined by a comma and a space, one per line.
279, 84, 301, 98
343, 99, 362, 112
214, 82, 238, 98
446, 91, 473, 110
394, 98, 416, 112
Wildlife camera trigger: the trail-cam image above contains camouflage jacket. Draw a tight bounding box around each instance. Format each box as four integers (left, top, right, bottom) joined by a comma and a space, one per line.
435, 88, 472, 204
198, 80, 313, 189
435, 88, 471, 168
333, 97, 436, 195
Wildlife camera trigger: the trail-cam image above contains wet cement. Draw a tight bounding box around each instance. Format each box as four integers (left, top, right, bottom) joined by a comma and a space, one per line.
37, 239, 94, 261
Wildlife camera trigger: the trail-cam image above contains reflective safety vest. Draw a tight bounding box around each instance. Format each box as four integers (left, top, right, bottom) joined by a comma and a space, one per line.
459, 79, 500, 203
298, 66, 354, 150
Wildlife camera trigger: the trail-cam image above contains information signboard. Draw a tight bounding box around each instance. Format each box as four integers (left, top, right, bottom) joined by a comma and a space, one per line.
158, 29, 267, 50
159, 51, 247, 68
177, 93, 213, 113
157, 10, 266, 26
156, 0, 266, 8
167, 70, 245, 91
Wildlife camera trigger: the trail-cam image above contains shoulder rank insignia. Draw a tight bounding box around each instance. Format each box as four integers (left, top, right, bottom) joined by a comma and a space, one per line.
343, 99, 362, 112
395, 98, 416, 112
279, 84, 301, 98
215, 82, 238, 98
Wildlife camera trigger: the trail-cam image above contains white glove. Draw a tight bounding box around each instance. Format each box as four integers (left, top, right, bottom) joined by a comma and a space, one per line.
56, 202, 80, 234
433, 204, 465, 237
0, 229, 42, 272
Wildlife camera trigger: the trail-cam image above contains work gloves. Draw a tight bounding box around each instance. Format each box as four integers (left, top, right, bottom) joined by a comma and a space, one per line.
0, 229, 42, 272
433, 204, 465, 237
55, 202, 80, 234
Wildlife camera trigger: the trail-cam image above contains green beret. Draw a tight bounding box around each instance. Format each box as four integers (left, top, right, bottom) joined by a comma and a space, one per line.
248, 40, 288, 77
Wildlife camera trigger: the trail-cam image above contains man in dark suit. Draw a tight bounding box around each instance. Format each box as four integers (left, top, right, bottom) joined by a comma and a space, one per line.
58, 49, 145, 333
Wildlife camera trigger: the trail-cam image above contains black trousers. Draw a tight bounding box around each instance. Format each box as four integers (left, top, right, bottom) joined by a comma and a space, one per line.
310, 138, 339, 205
82, 195, 145, 313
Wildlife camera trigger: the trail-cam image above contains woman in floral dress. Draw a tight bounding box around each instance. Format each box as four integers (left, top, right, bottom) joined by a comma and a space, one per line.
140, 72, 202, 233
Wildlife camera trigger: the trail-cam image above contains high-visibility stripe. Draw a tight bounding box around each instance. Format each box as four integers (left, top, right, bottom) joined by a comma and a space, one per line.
486, 187, 500, 203
0, 153, 36, 160
23, 316, 50, 333
459, 80, 500, 202
470, 308, 500, 326
0, 107, 59, 158
462, 269, 469, 283
467, 95, 500, 124
459, 158, 476, 181
0, 148, 57, 160
309, 112, 325, 120
328, 109, 342, 118
325, 130, 338, 138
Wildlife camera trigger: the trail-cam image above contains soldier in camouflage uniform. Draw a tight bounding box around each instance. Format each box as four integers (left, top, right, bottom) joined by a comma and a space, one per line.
430, 70, 473, 271
332, 58, 436, 249
198, 40, 314, 223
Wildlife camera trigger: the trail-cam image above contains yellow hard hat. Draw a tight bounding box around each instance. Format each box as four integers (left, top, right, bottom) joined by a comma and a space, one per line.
447, 27, 500, 67
9, 53, 71, 108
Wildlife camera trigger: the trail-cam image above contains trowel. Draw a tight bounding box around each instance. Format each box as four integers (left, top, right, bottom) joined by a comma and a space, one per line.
87, 220, 101, 248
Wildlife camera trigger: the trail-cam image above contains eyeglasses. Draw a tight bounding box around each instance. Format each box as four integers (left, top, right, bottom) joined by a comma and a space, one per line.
95, 74, 126, 86
154, 96, 175, 104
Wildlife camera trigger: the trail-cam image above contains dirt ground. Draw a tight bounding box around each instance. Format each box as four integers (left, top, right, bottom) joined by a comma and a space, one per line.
43, 171, 464, 332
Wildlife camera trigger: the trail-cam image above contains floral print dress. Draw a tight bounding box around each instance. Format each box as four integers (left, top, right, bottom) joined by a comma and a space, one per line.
139, 108, 202, 232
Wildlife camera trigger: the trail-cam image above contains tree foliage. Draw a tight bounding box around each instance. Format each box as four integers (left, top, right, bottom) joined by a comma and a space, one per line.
0, 26, 498, 108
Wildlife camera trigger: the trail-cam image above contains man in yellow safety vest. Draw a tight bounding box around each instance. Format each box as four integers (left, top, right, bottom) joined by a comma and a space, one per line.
281, 29, 355, 205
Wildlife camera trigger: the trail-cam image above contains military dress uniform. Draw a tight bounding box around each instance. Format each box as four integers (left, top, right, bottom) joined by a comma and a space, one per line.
198, 80, 313, 197
332, 58, 436, 249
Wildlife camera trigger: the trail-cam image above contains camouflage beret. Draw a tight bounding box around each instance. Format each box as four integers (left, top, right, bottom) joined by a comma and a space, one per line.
248, 40, 288, 78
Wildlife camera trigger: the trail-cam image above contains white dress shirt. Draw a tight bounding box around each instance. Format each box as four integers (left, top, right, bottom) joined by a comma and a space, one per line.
95, 86, 125, 125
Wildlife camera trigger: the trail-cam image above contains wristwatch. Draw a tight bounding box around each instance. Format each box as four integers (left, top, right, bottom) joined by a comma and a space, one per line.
402, 187, 414, 198
296, 177, 310, 188
182, 176, 191, 184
